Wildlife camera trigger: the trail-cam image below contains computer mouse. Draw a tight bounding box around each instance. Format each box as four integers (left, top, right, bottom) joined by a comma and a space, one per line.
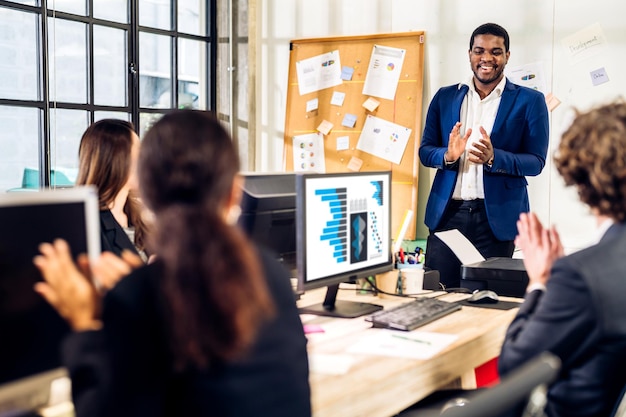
467, 289, 499, 304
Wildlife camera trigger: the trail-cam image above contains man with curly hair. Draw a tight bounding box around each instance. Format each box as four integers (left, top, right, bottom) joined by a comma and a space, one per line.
499, 101, 626, 417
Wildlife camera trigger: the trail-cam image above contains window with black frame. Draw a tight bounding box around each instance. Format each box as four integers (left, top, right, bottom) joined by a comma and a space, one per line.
0, 0, 217, 192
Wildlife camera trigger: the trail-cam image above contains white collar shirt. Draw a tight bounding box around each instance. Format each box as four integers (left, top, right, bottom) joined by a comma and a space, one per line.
452, 75, 506, 200
591, 217, 615, 246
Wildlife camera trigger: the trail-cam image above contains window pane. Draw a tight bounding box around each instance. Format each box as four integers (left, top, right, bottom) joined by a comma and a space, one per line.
237, 125, 250, 171
139, 32, 171, 109
178, 38, 206, 109
5, 0, 38, 6
237, 0, 247, 38
94, 111, 130, 122
178, 0, 205, 35
139, 0, 171, 30
236, 42, 248, 121
49, 0, 86, 16
0, 9, 40, 100
217, 0, 228, 38
93, 0, 128, 23
216, 42, 229, 117
49, 109, 87, 186
94, 25, 127, 106
48, 18, 87, 103
139, 113, 163, 138
0, 106, 40, 192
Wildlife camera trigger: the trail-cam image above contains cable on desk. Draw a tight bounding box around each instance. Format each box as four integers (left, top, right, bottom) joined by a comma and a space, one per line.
442, 286, 473, 294
363, 276, 426, 298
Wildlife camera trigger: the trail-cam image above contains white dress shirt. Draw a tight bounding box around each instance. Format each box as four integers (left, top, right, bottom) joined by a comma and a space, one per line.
590, 217, 614, 246
452, 75, 507, 200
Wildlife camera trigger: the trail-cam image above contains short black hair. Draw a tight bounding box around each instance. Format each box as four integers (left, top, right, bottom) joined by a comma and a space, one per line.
470, 23, 510, 52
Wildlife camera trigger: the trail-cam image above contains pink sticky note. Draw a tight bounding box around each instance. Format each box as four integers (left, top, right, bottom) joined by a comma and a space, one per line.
347, 156, 363, 172
303, 324, 325, 334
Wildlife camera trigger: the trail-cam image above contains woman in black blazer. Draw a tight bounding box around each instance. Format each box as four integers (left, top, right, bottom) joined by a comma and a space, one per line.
33, 110, 311, 417
76, 119, 150, 261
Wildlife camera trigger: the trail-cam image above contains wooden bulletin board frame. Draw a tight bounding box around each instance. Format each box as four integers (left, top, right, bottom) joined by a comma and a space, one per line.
283, 31, 426, 239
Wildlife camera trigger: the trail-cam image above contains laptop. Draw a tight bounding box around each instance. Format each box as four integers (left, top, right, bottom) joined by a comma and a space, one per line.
0, 186, 100, 414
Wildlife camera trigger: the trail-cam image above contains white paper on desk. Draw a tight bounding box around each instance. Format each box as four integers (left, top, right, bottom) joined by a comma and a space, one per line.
308, 353, 356, 375
434, 229, 485, 265
346, 329, 458, 360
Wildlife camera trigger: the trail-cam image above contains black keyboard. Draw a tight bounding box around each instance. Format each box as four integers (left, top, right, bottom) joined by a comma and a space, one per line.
366, 298, 462, 331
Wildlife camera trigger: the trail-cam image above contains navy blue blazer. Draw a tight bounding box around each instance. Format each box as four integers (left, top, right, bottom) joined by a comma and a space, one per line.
419, 79, 549, 240
499, 223, 626, 417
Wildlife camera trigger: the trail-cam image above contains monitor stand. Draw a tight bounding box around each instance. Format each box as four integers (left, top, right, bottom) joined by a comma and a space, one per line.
299, 283, 383, 318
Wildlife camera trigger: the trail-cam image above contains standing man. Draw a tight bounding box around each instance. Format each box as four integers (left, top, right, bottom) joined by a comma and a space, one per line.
499, 101, 626, 417
419, 23, 549, 289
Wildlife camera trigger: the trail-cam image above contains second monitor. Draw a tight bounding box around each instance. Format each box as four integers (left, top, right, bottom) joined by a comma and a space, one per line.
296, 171, 393, 318
238, 173, 297, 274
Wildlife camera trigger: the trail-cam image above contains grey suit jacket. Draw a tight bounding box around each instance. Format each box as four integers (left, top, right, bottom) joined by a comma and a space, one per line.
499, 222, 626, 417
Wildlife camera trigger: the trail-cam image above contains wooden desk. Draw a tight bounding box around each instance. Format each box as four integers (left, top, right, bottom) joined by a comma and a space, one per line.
299, 287, 520, 417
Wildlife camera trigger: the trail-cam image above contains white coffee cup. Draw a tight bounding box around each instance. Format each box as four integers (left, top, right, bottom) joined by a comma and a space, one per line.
400, 265, 424, 294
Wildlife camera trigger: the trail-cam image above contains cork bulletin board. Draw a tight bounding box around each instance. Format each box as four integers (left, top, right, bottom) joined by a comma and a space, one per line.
282, 31, 426, 239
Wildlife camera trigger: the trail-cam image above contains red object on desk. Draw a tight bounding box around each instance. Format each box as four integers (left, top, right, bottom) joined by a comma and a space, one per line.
475, 357, 500, 387
399, 248, 405, 264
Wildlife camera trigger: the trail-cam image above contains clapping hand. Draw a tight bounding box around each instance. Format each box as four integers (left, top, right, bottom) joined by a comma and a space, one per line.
92, 250, 143, 291
515, 212, 564, 287
33, 239, 102, 331
467, 126, 494, 165
33, 240, 145, 332
446, 122, 472, 163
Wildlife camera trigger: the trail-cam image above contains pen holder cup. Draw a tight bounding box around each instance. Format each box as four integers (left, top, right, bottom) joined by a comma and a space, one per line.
375, 263, 424, 299
398, 263, 425, 295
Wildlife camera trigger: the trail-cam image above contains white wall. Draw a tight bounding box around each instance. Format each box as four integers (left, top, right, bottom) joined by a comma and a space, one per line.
257, 0, 392, 173
256, 0, 626, 252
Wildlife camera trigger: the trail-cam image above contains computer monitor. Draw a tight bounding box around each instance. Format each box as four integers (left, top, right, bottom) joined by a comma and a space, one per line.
0, 186, 100, 413
296, 171, 393, 318
238, 173, 297, 274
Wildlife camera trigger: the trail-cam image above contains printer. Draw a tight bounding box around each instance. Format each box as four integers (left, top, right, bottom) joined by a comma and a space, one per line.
460, 257, 528, 298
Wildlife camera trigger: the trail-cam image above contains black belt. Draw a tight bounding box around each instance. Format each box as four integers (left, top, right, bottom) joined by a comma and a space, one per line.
449, 199, 484, 211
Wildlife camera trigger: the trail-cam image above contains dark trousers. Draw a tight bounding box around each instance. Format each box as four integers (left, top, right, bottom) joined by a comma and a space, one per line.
424, 199, 515, 289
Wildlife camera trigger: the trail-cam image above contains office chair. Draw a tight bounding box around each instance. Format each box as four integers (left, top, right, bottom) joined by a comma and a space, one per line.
414, 352, 561, 417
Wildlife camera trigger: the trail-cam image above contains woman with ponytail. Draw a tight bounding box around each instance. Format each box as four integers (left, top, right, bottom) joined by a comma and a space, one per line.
33, 110, 311, 417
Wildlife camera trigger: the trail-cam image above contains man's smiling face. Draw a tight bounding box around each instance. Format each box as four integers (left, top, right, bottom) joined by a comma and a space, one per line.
469, 34, 510, 88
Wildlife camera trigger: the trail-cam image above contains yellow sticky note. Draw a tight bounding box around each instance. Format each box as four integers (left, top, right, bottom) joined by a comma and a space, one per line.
317, 120, 334, 135
362, 97, 380, 112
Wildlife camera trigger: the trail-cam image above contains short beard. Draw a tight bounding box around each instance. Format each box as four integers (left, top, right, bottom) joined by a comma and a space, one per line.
473, 66, 503, 85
